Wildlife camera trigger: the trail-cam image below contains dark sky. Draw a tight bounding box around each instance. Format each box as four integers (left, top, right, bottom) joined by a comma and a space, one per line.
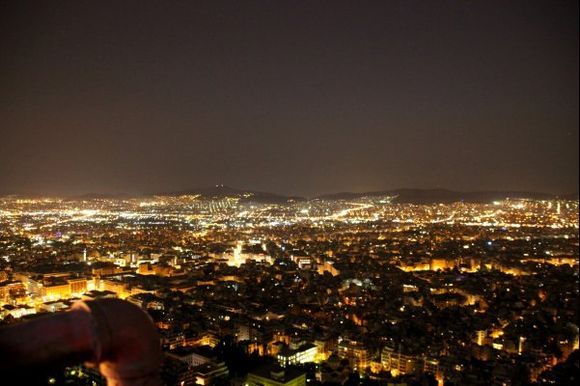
0, 1, 578, 197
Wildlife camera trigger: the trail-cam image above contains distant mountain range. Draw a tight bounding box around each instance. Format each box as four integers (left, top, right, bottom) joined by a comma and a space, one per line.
155, 185, 305, 204
158, 186, 578, 204
316, 188, 578, 204
2, 186, 578, 204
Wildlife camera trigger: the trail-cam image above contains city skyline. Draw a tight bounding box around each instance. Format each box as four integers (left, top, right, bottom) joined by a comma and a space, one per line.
1, 193, 578, 385
1, 1, 578, 385
1, 184, 578, 202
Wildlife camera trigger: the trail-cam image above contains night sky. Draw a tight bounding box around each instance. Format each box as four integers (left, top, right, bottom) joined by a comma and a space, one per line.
0, 1, 578, 197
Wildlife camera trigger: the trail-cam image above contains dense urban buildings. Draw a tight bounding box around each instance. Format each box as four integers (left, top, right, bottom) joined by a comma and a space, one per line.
0, 189, 578, 385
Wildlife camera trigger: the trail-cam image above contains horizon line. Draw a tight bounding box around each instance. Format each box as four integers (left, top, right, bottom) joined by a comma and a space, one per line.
1, 185, 578, 200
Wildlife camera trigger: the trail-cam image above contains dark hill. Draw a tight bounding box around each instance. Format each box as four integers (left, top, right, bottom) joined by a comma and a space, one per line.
317, 188, 561, 204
